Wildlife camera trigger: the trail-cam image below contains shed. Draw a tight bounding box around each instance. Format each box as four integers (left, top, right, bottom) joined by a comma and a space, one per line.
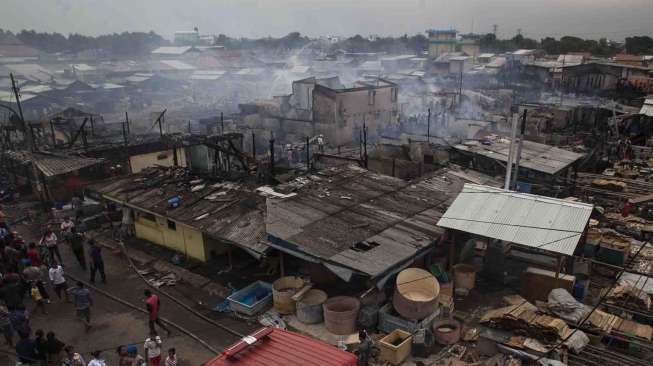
206, 327, 357, 366
437, 183, 593, 256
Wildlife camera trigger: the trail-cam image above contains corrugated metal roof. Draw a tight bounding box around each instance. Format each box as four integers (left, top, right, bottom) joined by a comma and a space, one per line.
641, 99, 653, 117
207, 327, 357, 366
437, 184, 593, 256
89, 167, 268, 256
453, 136, 584, 175
5, 151, 104, 177
266, 166, 469, 278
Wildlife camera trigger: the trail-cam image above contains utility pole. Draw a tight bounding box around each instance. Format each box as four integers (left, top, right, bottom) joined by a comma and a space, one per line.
458, 69, 464, 107
188, 120, 191, 134
10, 73, 33, 151
305, 136, 310, 171
252, 132, 256, 158
511, 109, 528, 189
125, 112, 130, 135
89, 115, 95, 137
49, 119, 56, 147
504, 113, 519, 190
427, 108, 431, 143
269, 132, 275, 179
363, 121, 368, 169
220, 112, 224, 136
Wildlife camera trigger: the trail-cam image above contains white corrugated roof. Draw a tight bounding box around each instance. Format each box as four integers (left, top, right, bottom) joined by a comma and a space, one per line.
437, 184, 593, 256
641, 99, 653, 117
151, 46, 193, 55
159, 59, 195, 70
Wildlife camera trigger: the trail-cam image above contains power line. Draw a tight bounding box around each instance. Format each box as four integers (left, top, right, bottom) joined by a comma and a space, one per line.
535, 239, 651, 362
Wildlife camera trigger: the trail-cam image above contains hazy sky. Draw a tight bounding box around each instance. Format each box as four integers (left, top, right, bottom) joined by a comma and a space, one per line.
2, 0, 652, 40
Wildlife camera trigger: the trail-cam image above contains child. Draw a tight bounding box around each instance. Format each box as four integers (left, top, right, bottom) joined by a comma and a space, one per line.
30, 282, 47, 315
164, 348, 177, 366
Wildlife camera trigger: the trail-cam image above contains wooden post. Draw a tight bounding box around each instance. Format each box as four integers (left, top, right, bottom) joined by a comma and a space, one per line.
555, 256, 563, 279
279, 251, 285, 277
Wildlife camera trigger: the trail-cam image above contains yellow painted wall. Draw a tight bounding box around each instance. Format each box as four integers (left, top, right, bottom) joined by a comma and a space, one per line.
133, 211, 208, 261
129, 148, 188, 173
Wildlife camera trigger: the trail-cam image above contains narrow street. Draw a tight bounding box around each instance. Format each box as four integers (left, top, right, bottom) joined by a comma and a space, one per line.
1, 205, 256, 365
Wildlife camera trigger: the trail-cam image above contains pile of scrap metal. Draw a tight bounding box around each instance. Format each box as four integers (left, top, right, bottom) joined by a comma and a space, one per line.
603, 285, 652, 311
480, 299, 584, 348
430, 344, 523, 366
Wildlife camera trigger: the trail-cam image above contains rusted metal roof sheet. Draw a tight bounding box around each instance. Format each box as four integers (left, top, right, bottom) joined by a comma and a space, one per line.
437, 183, 593, 256
89, 167, 268, 256
266, 166, 470, 278
5, 151, 104, 177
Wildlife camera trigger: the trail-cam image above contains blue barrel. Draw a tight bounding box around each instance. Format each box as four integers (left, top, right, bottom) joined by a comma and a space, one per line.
573, 281, 586, 302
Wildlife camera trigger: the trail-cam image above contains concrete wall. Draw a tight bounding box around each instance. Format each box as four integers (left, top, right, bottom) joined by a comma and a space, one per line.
312, 84, 399, 146
129, 147, 188, 173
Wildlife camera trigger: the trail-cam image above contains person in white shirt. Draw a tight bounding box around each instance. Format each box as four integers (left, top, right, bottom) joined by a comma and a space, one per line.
48, 261, 69, 302
87, 350, 106, 366
40, 228, 62, 264
144, 330, 163, 366
61, 217, 75, 243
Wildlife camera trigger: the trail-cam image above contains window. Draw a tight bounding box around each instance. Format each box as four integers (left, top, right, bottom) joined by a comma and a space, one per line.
167, 219, 176, 231
368, 90, 376, 105
138, 211, 156, 222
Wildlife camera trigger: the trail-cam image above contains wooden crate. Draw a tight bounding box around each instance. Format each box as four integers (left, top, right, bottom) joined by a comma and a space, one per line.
378, 329, 412, 365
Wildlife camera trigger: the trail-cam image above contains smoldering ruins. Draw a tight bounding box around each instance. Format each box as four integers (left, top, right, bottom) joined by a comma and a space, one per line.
2, 19, 653, 366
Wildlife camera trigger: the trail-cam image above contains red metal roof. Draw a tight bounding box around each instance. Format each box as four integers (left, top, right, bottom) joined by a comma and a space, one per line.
206, 327, 358, 366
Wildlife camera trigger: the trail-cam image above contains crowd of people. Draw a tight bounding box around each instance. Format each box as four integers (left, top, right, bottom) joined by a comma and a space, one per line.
0, 212, 178, 366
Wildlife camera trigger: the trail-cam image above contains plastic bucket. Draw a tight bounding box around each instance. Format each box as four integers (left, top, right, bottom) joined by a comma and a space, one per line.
296, 289, 327, 324
453, 264, 476, 291
323, 296, 360, 335
272, 276, 305, 315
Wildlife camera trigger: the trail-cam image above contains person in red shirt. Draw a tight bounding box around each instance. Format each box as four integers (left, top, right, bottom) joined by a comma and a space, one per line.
26, 243, 41, 267
622, 199, 632, 217
144, 290, 170, 336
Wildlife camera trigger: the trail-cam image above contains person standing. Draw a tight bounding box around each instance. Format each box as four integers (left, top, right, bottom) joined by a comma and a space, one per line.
26, 243, 42, 267
33, 329, 48, 365
88, 240, 106, 284
357, 329, 372, 366
69, 281, 92, 331
60, 217, 75, 243
62, 345, 86, 366
144, 330, 163, 366
87, 350, 106, 366
22, 264, 50, 304
144, 290, 170, 336
15, 332, 37, 365
69, 228, 87, 270
0, 305, 13, 346
30, 282, 47, 315
121, 206, 135, 238
164, 348, 177, 366
39, 229, 62, 264
46, 331, 65, 365
48, 261, 69, 302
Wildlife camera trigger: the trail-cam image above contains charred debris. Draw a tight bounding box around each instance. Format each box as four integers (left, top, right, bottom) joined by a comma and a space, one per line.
2, 28, 653, 366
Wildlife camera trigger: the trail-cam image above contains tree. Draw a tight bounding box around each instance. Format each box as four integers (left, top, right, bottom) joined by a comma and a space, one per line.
625, 36, 653, 55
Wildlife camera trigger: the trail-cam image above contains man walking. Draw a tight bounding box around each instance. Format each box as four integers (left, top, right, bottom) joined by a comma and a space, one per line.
69, 281, 92, 331
48, 261, 69, 302
69, 228, 87, 270
144, 289, 170, 336
88, 240, 106, 284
